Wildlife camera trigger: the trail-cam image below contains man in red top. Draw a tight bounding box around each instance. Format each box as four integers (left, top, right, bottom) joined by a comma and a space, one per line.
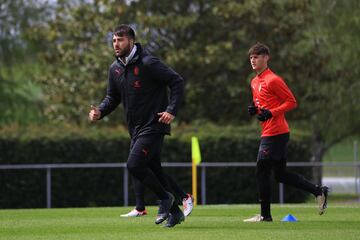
244, 43, 328, 222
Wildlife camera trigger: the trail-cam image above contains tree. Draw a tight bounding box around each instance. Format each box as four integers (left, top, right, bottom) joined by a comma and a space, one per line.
133, 0, 360, 182
282, 0, 360, 183
132, 0, 315, 124
28, 0, 359, 178
0, 0, 49, 125
31, 0, 315, 126
25, 0, 138, 125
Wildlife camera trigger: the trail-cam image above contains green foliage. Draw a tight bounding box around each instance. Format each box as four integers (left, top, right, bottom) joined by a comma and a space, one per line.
113, 0, 316, 124
0, 0, 49, 125
26, 0, 315, 126
26, 0, 135, 125
8, 0, 356, 145
0, 64, 44, 125
0, 126, 312, 208
1, 0, 358, 169
288, 0, 360, 146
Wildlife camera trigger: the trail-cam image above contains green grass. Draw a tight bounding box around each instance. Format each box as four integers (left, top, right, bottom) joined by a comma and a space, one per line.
1, 204, 360, 240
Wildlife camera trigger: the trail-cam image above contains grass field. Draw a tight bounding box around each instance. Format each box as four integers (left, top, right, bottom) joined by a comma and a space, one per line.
1, 204, 360, 240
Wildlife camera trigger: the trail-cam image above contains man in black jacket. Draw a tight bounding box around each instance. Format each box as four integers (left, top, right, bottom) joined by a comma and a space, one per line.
89, 24, 185, 227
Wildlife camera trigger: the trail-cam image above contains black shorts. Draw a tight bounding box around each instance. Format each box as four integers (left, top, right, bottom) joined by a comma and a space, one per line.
257, 133, 289, 163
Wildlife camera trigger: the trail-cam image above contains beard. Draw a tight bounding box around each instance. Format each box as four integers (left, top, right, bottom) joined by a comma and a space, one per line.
115, 44, 131, 58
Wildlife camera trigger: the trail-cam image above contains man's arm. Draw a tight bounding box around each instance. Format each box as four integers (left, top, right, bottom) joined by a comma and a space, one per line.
98, 67, 122, 119
268, 77, 297, 117
143, 56, 184, 116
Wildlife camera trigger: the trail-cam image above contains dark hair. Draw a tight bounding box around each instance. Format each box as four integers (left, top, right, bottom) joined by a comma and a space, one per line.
248, 42, 270, 56
113, 24, 136, 40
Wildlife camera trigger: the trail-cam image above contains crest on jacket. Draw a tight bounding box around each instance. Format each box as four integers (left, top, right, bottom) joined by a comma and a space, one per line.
134, 66, 139, 76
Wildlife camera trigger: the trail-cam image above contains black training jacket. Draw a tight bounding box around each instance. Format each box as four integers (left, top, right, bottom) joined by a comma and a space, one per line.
98, 43, 184, 138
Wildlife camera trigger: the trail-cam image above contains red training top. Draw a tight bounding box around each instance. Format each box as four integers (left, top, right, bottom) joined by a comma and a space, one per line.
250, 68, 297, 137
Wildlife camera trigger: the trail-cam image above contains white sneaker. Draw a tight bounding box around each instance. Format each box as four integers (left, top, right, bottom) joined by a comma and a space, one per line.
182, 194, 194, 217
243, 214, 273, 222
120, 209, 147, 217
316, 186, 329, 215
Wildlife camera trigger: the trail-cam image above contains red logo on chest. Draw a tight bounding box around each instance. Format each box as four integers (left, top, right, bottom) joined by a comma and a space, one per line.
134, 80, 141, 88
142, 148, 149, 156
134, 66, 139, 76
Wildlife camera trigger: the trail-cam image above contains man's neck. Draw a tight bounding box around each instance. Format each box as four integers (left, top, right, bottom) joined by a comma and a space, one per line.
120, 45, 134, 63
119, 44, 137, 66
256, 66, 268, 75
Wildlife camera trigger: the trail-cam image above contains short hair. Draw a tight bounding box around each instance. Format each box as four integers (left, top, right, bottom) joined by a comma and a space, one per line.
113, 24, 136, 40
248, 42, 270, 56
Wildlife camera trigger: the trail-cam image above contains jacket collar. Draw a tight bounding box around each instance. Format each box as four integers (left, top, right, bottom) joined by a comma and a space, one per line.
257, 68, 271, 78
116, 43, 143, 66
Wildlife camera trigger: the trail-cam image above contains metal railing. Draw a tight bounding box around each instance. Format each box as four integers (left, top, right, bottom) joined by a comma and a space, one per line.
1, 161, 360, 208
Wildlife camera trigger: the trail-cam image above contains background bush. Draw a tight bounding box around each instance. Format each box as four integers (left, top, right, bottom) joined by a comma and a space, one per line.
0, 125, 312, 208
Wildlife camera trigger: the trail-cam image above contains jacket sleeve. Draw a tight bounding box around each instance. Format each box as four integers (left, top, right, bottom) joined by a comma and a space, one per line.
268, 77, 297, 117
98, 67, 121, 119
143, 56, 184, 116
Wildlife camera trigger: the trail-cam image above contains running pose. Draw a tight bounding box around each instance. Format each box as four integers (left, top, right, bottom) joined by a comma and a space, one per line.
89, 24, 187, 227
244, 43, 328, 222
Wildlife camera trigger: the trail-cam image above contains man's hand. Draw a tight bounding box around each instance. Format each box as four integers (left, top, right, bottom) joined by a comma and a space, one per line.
89, 105, 101, 122
257, 108, 272, 122
248, 102, 258, 116
157, 112, 175, 124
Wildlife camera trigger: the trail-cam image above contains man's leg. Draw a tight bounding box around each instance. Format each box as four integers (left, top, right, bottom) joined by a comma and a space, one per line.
132, 176, 146, 211
164, 174, 188, 199
121, 139, 147, 217
120, 176, 147, 217
244, 154, 273, 222
126, 135, 174, 223
164, 173, 194, 217
273, 134, 328, 215
274, 164, 321, 196
256, 146, 273, 221
148, 158, 187, 200
146, 135, 188, 226
244, 136, 275, 222
156, 172, 192, 220
120, 176, 148, 217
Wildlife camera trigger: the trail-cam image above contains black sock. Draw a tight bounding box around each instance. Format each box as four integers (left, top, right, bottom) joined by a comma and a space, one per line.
261, 201, 271, 218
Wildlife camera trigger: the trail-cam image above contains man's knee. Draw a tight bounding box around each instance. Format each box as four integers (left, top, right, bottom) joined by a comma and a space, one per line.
273, 163, 287, 183
126, 161, 136, 172
127, 154, 146, 172
256, 158, 271, 177
127, 160, 146, 182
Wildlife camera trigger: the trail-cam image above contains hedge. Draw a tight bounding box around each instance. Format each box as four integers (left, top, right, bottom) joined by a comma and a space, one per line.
0, 125, 313, 208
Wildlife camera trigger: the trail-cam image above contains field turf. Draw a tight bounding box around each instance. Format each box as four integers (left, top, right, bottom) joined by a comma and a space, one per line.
1, 204, 360, 240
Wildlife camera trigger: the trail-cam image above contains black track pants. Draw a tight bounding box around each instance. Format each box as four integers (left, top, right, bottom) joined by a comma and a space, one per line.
256, 133, 320, 217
